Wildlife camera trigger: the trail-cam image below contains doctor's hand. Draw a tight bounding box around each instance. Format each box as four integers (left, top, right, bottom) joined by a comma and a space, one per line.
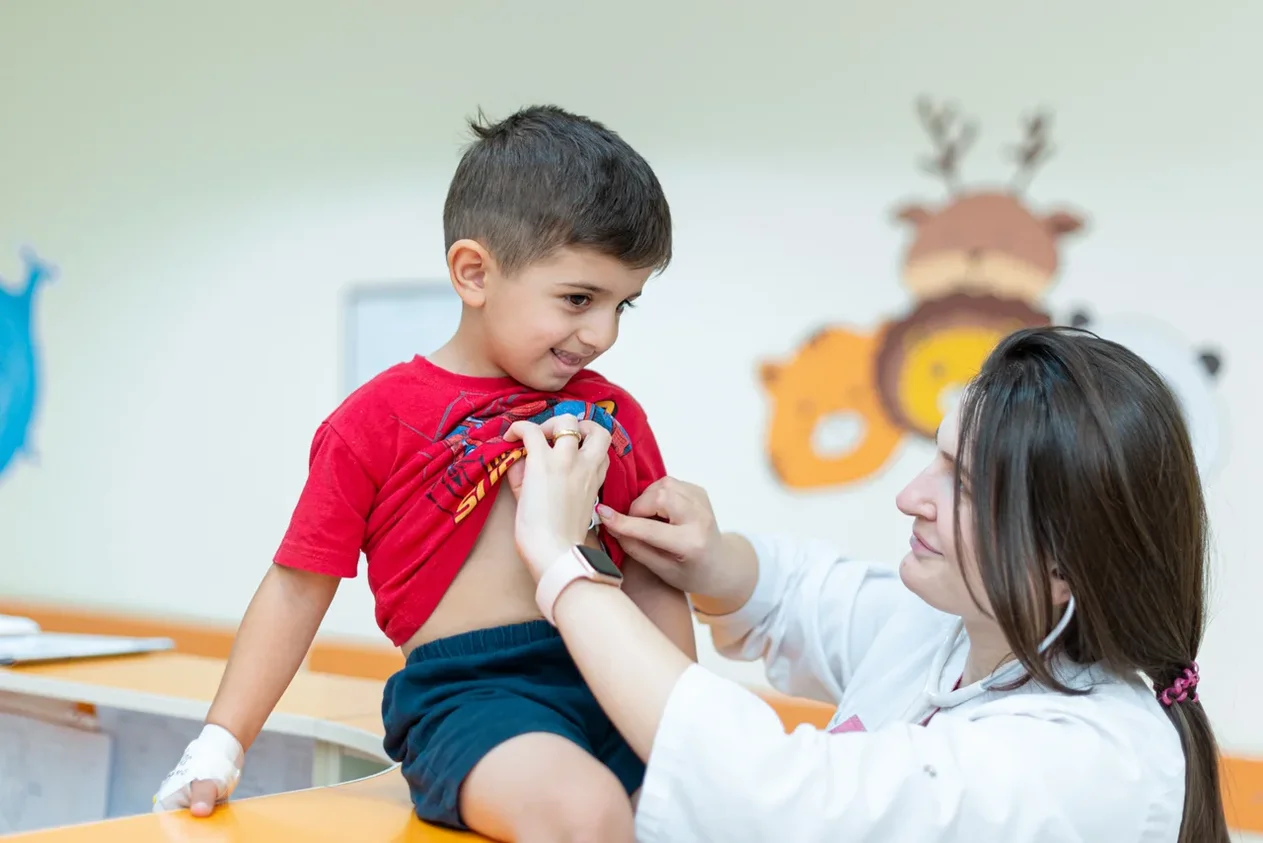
504, 414, 611, 580
596, 477, 756, 614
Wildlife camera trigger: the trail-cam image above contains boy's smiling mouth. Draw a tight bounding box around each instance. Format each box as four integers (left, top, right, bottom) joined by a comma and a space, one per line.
551, 349, 587, 368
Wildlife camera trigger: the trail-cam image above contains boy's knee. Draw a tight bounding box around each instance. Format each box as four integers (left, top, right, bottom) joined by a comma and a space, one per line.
519, 778, 634, 843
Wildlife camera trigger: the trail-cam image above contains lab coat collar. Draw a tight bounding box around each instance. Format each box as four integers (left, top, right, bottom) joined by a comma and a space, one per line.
924, 596, 1078, 709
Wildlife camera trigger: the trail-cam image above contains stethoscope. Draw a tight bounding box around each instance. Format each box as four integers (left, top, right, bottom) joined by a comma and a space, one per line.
920, 595, 1077, 709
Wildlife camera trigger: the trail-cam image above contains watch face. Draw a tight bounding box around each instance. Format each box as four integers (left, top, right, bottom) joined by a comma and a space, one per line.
577, 545, 622, 579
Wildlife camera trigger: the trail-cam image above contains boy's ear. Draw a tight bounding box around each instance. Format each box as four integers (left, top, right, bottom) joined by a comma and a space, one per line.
448, 239, 495, 307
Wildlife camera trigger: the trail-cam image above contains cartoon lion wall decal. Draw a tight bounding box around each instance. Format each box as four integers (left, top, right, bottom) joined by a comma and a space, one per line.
873, 293, 1052, 439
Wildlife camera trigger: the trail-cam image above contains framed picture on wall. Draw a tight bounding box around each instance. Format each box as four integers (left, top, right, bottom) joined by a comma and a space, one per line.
341, 282, 461, 396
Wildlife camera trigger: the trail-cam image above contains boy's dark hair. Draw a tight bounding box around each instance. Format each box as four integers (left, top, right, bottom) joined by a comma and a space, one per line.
443, 104, 672, 276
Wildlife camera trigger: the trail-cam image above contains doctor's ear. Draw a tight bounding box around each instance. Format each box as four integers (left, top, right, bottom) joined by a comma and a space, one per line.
1049, 567, 1072, 607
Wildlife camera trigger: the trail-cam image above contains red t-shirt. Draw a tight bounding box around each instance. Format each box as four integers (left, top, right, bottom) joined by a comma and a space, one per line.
273, 356, 667, 647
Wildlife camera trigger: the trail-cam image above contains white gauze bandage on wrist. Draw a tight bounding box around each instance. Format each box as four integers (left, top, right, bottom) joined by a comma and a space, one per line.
152, 724, 244, 812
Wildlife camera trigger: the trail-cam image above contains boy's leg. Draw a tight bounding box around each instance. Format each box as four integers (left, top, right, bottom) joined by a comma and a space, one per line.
382, 620, 636, 841
459, 731, 634, 843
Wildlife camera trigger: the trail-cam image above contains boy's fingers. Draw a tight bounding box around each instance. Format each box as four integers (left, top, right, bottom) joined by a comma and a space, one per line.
187, 780, 219, 816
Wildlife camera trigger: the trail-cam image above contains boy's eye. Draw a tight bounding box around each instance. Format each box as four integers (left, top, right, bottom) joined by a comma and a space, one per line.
564, 294, 637, 312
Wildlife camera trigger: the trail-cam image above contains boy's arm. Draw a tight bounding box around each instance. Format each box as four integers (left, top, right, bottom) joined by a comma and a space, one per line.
205, 563, 340, 749
598, 394, 696, 655
156, 418, 375, 816
621, 556, 698, 660
156, 563, 340, 816
212, 419, 370, 750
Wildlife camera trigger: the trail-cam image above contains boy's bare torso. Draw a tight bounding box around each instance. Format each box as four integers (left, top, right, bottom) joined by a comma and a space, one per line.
401, 488, 600, 656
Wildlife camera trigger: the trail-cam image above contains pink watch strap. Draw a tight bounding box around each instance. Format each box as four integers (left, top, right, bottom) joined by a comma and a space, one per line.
535, 548, 590, 625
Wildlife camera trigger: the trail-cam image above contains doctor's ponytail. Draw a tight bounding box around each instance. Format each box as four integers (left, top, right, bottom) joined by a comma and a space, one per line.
1157, 665, 1228, 843
957, 327, 1230, 843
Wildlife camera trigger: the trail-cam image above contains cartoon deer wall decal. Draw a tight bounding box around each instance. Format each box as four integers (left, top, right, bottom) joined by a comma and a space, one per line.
892, 97, 1087, 308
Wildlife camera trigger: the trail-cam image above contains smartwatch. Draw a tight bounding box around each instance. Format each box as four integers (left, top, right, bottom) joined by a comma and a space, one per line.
535, 545, 623, 625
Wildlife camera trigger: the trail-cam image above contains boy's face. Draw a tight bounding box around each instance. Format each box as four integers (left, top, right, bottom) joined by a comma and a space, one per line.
451, 242, 652, 391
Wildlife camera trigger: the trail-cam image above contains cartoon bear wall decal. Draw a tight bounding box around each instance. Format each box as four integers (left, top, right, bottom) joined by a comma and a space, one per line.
759, 325, 904, 488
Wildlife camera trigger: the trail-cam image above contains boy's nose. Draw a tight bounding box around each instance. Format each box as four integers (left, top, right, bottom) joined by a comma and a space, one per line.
578, 320, 617, 352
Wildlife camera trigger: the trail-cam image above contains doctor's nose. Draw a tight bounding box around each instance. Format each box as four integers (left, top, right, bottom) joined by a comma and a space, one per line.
895, 475, 935, 521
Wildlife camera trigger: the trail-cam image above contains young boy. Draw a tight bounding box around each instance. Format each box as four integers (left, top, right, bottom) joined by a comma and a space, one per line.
153, 105, 696, 841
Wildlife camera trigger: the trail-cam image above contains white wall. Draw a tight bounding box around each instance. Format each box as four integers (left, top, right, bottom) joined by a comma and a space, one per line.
1, 0, 1260, 753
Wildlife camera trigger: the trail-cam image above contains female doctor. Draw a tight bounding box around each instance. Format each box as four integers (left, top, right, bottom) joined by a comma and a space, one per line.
506, 326, 1229, 843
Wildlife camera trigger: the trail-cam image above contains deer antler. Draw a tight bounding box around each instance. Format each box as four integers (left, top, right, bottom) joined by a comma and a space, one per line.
1008, 108, 1056, 192
915, 96, 978, 193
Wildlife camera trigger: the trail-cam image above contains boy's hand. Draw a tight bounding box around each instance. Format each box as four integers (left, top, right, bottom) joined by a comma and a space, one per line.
152, 724, 244, 816
186, 780, 222, 817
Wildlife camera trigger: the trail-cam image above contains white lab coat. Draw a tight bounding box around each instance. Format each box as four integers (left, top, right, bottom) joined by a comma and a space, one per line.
633, 533, 1185, 842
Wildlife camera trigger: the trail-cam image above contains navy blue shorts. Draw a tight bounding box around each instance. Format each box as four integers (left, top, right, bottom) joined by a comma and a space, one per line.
381, 620, 644, 830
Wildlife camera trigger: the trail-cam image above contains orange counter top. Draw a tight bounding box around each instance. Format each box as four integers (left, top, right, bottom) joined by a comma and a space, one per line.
0, 651, 477, 841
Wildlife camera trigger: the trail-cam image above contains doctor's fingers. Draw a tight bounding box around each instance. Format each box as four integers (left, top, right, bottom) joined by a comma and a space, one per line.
596, 513, 703, 590
575, 420, 612, 464
505, 420, 550, 450
536, 414, 586, 458
629, 477, 715, 524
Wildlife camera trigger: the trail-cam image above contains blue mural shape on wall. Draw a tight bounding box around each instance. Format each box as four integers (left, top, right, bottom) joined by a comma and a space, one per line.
0, 248, 54, 481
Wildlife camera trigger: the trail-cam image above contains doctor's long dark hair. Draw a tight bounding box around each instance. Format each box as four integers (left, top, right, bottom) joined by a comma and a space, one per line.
953, 326, 1229, 843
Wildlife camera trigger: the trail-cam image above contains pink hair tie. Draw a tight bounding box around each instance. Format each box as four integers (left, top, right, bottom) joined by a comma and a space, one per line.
1158, 663, 1200, 707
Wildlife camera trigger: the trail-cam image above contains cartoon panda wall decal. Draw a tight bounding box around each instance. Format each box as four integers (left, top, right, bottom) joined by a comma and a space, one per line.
1067, 309, 1226, 479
